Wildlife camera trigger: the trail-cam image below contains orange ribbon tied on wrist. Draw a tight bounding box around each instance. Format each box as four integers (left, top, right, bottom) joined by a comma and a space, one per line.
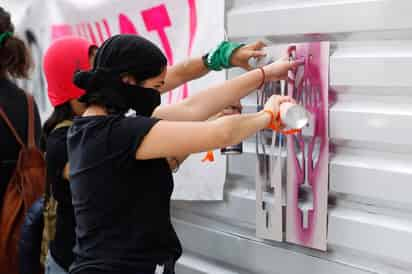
264, 109, 302, 135
202, 108, 302, 163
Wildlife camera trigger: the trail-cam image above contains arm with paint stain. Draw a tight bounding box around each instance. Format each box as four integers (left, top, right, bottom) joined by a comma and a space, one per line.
159, 41, 267, 94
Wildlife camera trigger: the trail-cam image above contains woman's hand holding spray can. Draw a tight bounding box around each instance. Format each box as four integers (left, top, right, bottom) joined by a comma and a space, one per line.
251, 48, 309, 133
202, 48, 307, 162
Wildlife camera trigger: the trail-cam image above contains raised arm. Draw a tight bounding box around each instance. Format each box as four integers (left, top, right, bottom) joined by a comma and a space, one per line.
159, 57, 208, 93
159, 41, 266, 93
153, 50, 302, 122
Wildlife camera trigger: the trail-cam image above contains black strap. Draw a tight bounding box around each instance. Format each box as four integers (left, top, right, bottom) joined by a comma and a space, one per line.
26, 93, 36, 148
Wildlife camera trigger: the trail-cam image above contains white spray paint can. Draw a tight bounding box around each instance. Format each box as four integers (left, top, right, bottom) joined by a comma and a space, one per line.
279, 102, 310, 130
248, 53, 274, 68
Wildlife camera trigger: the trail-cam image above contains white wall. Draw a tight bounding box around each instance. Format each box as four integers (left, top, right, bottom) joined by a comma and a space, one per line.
172, 1, 412, 273
0, 0, 33, 27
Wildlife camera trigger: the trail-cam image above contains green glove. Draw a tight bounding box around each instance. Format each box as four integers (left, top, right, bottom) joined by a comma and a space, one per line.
204, 41, 244, 71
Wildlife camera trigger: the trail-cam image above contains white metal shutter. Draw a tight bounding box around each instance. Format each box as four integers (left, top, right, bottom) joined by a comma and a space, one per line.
172, 1, 412, 273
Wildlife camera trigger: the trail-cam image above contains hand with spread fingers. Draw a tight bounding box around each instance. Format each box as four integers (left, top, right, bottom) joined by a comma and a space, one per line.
230, 40, 267, 70
263, 46, 305, 81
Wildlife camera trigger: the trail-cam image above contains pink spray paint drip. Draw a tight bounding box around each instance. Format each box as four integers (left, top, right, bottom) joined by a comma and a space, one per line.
119, 13, 139, 35
87, 23, 97, 45
81, 23, 89, 41
297, 44, 320, 244
51, 24, 73, 40
287, 42, 328, 248
95, 21, 105, 44
52, 19, 112, 45
102, 19, 112, 37
141, 4, 174, 103
75, 24, 84, 38
180, 0, 198, 100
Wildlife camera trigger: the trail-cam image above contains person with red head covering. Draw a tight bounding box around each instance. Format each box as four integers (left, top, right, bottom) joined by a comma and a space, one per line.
43, 36, 95, 119
41, 36, 96, 274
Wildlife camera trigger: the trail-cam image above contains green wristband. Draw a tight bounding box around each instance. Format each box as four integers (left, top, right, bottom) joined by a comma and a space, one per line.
205, 41, 244, 71
0, 32, 13, 46
205, 41, 225, 71
220, 41, 243, 69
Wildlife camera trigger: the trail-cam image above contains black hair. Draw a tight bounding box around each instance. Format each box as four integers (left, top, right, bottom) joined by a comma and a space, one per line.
80, 91, 126, 114
41, 102, 75, 146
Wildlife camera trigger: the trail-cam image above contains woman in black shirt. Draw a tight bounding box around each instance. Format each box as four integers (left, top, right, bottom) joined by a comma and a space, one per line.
42, 34, 277, 274
68, 35, 300, 274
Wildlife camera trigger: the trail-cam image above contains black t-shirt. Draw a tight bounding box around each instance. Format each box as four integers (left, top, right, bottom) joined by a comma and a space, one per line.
46, 126, 76, 270
0, 78, 41, 208
67, 115, 182, 274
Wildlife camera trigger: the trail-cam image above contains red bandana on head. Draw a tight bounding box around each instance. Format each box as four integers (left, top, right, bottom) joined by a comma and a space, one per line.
44, 36, 93, 107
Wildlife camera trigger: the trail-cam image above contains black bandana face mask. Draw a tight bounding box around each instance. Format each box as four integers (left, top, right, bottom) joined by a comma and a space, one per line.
123, 83, 161, 117
76, 70, 161, 116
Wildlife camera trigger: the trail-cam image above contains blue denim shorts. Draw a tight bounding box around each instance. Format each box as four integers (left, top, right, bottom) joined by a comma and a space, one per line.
45, 251, 69, 274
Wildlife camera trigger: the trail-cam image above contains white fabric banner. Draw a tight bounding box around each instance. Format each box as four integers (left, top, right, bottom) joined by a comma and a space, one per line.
16, 0, 226, 200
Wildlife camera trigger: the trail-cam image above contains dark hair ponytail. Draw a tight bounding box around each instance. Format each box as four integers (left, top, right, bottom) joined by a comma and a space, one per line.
0, 7, 32, 78
41, 102, 75, 147
74, 69, 131, 113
